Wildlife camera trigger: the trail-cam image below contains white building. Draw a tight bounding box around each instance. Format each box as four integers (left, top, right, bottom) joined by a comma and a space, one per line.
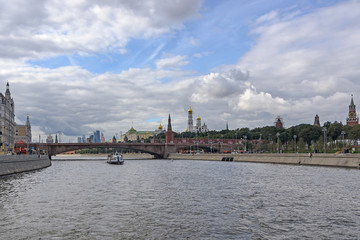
0, 82, 15, 154
154, 123, 165, 135
186, 106, 208, 133
195, 116, 208, 133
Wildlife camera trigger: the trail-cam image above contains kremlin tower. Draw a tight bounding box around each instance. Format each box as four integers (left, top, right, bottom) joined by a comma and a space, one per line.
274, 116, 284, 129
346, 94, 359, 126
166, 114, 174, 143
314, 114, 320, 127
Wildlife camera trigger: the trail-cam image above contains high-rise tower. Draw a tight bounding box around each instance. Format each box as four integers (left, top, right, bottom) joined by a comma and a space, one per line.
346, 94, 359, 126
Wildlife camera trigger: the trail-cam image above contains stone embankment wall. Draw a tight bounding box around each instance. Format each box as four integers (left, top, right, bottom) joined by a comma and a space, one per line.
168, 153, 360, 169
0, 155, 51, 176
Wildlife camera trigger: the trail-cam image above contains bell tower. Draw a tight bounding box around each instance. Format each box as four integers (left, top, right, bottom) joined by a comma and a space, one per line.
187, 106, 193, 132
346, 94, 359, 126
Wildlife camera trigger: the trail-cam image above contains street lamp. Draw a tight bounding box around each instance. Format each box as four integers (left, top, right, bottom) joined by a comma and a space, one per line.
276, 132, 280, 153
293, 135, 297, 153
341, 131, 346, 148
322, 127, 327, 153
243, 135, 247, 152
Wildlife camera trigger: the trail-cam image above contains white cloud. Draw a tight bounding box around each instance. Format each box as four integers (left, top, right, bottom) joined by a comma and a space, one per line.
193, 51, 212, 58
234, 88, 290, 113
189, 37, 199, 46
191, 68, 249, 103
156, 55, 189, 69
2, 0, 360, 142
255, 10, 278, 25
0, 0, 202, 60
239, 1, 360, 99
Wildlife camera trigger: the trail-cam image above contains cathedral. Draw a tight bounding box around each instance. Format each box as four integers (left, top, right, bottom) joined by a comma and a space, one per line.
186, 106, 208, 133
346, 94, 359, 126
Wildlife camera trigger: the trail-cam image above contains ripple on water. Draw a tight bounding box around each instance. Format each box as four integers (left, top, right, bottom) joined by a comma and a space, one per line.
0, 160, 360, 239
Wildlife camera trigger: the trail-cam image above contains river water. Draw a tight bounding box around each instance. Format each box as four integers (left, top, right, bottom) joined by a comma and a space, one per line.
0, 159, 359, 239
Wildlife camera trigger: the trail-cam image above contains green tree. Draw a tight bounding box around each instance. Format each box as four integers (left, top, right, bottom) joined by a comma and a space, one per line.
347, 124, 360, 140
298, 125, 322, 145
327, 121, 343, 141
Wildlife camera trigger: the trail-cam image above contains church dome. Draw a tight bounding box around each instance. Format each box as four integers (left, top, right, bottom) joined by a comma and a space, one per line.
158, 123, 163, 130
128, 127, 136, 133
188, 106, 192, 113
197, 116, 201, 120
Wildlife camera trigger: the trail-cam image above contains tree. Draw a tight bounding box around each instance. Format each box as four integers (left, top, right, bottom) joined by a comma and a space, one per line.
298, 125, 322, 145
347, 124, 360, 141
327, 121, 343, 141
297, 138, 306, 152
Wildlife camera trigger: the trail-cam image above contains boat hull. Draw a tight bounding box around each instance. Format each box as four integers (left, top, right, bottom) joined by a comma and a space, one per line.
107, 160, 124, 165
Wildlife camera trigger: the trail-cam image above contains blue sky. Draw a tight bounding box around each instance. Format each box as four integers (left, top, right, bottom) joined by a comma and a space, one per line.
1, 0, 359, 141
27, 0, 344, 75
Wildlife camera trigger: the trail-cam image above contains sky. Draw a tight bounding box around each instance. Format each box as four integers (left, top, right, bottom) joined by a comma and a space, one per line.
1, 0, 360, 142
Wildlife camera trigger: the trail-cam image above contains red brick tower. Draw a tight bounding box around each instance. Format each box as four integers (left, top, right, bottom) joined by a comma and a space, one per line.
346, 94, 359, 126
274, 116, 284, 129
166, 114, 174, 143
314, 114, 320, 127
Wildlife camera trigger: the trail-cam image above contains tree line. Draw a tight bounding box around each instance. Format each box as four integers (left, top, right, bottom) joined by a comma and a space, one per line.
153, 121, 359, 153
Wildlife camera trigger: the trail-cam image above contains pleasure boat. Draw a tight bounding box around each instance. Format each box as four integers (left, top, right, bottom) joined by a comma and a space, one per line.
107, 152, 124, 165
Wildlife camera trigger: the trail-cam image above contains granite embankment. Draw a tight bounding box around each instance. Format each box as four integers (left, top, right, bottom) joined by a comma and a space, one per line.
168, 153, 360, 169
0, 155, 51, 176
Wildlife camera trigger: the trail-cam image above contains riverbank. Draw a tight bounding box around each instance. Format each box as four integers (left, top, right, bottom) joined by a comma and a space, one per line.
168, 153, 360, 169
0, 155, 51, 176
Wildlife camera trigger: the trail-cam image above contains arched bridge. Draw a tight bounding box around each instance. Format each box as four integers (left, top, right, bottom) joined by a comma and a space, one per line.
25, 142, 231, 159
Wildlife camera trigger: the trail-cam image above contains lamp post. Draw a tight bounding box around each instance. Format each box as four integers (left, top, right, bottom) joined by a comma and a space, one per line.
235, 133, 238, 153
268, 134, 272, 152
293, 135, 297, 153
243, 135, 247, 152
341, 131, 346, 148
276, 132, 280, 153
322, 127, 327, 153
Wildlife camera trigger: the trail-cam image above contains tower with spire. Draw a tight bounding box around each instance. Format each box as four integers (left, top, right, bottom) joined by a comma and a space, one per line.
166, 114, 174, 143
1, 82, 16, 154
346, 94, 359, 126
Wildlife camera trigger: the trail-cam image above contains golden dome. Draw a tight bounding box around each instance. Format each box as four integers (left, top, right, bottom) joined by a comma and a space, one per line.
197, 116, 201, 120
128, 127, 136, 134
158, 123, 163, 130
188, 106, 192, 113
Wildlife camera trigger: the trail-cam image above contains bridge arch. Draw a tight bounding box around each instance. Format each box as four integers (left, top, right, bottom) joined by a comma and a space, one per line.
25, 143, 168, 158
23, 142, 224, 159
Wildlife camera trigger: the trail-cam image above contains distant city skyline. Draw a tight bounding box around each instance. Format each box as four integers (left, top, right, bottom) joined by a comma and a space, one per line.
1, 0, 359, 142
